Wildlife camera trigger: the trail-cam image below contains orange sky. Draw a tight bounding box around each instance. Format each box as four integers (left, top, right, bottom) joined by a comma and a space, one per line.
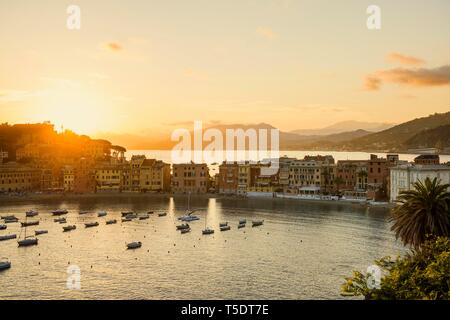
1, 0, 450, 135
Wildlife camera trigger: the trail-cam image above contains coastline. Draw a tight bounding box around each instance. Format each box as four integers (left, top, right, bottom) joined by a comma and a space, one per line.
0, 192, 395, 209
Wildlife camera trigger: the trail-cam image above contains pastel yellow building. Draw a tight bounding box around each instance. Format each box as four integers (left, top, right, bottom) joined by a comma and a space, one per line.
0, 162, 41, 193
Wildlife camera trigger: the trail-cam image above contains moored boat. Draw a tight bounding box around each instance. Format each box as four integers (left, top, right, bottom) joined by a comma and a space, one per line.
106, 219, 117, 225
138, 214, 150, 220
127, 241, 142, 249
18, 238, 38, 247
52, 209, 68, 216
54, 217, 66, 223
26, 210, 39, 217
180, 228, 191, 234
4, 217, 19, 223
158, 212, 167, 217
21, 220, 39, 227
176, 223, 190, 230
202, 227, 214, 235
97, 211, 107, 217
239, 219, 247, 224
0, 224, 6, 230
0, 234, 17, 241
18, 215, 38, 247
219, 222, 228, 227
85, 222, 99, 228
35, 230, 48, 236
63, 225, 76, 232
1, 215, 16, 220
121, 211, 134, 217
220, 225, 231, 232
121, 217, 132, 222
238, 223, 246, 229
252, 220, 264, 227
0, 258, 11, 271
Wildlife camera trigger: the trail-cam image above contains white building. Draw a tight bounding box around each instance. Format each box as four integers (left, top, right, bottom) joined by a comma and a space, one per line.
390, 164, 450, 202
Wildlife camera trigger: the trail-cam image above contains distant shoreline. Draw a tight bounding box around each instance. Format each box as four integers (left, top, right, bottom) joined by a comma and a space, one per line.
0, 192, 394, 209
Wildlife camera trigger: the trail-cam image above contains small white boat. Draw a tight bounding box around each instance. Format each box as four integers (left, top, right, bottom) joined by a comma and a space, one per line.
106, 219, 117, 225
26, 210, 39, 217
125, 213, 137, 219
220, 225, 231, 232
21, 220, 39, 227
0, 258, 11, 271
35, 230, 48, 236
0, 224, 6, 230
18, 238, 38, 247
127, 241, 142, 249
0, 234, 17, 241
63, 225, 76, 232
85, 222, 99, 228
202, 228, 214, 235
52, 209, 68, 216
252, 220, 264, 227
97, 211, 107, 217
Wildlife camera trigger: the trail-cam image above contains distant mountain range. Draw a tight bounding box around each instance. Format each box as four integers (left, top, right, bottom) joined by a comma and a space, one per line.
290, 121, 394, 136
97, 112, 450, 152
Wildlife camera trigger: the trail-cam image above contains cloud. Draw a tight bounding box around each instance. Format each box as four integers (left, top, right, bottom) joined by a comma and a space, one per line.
364, 77, 382, 91
256, 27, 277, 40
365, 65, 450, 91
104, 42, 123, 52
387, 52, 425, 66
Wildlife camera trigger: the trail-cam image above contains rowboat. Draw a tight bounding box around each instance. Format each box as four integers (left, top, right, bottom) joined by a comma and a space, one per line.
220, 225, 231, 232
63, 225, 76, 232
0, 234, 17, 241
252, 220, 264, 227
35, 230, 48, 236
127, 241, 142, 249
21, 220, 39, 227
85, 222, 99, 228
106, 219, 117, 225
52, 209, 68, 216
26, 210, 39, 217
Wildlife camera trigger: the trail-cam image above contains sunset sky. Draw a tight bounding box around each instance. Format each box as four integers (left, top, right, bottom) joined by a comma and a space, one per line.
1, 0, 450, 136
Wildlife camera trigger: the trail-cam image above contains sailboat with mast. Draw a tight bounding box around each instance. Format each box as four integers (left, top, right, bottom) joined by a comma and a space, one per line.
202, 211, 214, 235
178, 192, 200, 222
17, 215, 38, 247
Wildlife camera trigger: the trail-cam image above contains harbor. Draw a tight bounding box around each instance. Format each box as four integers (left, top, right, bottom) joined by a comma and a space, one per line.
0, 195, 405, 299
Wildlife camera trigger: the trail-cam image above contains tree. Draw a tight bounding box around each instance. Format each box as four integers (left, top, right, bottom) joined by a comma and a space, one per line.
341, 237, 450, 300
391, 177, 450, 248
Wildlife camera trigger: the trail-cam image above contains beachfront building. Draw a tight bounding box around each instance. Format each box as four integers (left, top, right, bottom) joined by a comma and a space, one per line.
218, 162, 239, 195
139, 159, 171, 192
414, 154, 440, 165
0, 162, 41, 193
390, 163, 450, 202
171, 162, 209, 194
336, 160, 368, 199
0, 150, 8, 164
62, 165, 75, 192
120, 155, 171, 192
287, 158, 323, 195
95, 165, 123, 192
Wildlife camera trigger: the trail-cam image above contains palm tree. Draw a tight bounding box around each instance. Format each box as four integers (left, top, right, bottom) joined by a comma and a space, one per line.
391, 177, 450, 248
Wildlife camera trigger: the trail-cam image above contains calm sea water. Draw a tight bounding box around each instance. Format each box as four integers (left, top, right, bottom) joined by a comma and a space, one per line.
0, 195, 406, 299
